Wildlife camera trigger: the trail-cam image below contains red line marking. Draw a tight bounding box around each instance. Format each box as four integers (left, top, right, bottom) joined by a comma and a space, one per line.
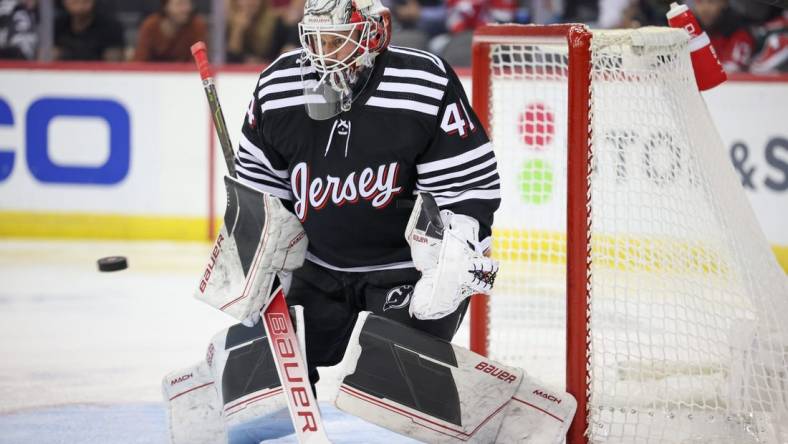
0, 61, 264, 73
168, 382, 214, 401
224, 388, 284, 416
339, 384, 509, 441
1, 61, 785, 83
0, 61, 202, 72
511, 396, 564, 423
727, 72, 788, 83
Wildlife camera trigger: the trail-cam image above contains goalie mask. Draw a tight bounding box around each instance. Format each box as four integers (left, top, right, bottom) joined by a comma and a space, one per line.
298, 0, 391, 120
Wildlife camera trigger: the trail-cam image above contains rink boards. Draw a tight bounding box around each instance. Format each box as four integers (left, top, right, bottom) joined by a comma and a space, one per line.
0, 64, 785, 271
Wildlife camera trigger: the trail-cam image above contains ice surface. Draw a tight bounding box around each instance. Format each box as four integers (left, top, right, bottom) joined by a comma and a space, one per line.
0, 240, 434, 443
0, 402, 417, 444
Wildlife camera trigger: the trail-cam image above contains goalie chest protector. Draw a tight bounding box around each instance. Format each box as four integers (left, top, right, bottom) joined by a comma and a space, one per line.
237, 47, 499, 271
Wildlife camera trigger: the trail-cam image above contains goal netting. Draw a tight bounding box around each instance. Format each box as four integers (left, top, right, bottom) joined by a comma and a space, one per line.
470, 24, 788, 443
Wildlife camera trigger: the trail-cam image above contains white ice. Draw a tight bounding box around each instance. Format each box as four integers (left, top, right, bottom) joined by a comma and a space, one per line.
0, 240, 437, 443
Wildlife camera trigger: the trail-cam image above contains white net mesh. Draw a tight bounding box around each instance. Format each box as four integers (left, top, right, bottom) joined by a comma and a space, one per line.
487, 34, 570, 389
482, 26, 788, 443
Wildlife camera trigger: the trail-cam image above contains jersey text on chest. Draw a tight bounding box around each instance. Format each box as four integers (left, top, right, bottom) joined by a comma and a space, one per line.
291, 161, 403, 221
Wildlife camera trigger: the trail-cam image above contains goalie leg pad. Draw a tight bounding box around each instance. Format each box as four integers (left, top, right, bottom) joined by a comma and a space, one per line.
163, 306, 307, 443
331, 312, 522, 443
211, 306, 307, 434
210, 320, 288, 427
496, 376, 577, 443
162, 361, 226, 444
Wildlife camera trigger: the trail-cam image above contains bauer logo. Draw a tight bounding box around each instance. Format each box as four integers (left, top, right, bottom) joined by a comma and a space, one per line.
199, 233, 225, 293
410, 233, 429, 244
383, 285, 413, 311
264, 305, 319, 434
474, 362, 517, 383
267, 313, 289, 335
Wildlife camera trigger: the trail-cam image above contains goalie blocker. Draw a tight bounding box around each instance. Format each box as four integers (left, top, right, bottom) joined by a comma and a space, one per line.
332, 312, 577, 443
196, 175, 307, 322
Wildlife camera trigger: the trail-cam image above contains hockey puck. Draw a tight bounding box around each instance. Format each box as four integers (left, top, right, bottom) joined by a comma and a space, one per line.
97, 256, 128, 272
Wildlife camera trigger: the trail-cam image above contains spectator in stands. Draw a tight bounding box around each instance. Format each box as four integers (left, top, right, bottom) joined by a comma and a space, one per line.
270, 0, 303, 27
693, 0, 754, 72
134, 0, 207, 62
444, 0, 527, 35
54, 0, 125, 61
438, 0, 529, 65
598, 0, 670, 29
563, 0, 598, 24
384, 0, 446, 51
392, 0, 446, 37
0, 0, 38, 59
225, 0, 295, 64
749, 11, 787, 73
272, 0, 303, 53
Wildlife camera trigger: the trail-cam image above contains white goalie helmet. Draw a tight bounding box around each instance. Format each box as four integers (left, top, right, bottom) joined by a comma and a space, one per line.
298, 0, 391, 119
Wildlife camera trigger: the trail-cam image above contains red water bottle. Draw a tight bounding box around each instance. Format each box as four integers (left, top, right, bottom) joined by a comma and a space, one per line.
666, 2, 727, 91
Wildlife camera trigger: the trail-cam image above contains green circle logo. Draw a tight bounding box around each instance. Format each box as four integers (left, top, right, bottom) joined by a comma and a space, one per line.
519, 159, 554, 204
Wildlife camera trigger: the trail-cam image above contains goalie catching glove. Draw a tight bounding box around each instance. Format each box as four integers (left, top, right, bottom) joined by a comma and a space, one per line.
405, 192, 498, 320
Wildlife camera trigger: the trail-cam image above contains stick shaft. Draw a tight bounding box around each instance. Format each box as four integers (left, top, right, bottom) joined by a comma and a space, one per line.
191, 42, 236, 177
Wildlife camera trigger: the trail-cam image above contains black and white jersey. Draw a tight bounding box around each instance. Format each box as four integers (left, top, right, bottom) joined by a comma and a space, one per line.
235, 46, 500, 272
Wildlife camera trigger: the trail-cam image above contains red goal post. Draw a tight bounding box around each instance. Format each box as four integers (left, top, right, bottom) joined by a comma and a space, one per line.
470, 24, 592, 444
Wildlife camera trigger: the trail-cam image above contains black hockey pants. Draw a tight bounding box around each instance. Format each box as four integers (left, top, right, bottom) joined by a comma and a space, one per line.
286, 259, 470, 390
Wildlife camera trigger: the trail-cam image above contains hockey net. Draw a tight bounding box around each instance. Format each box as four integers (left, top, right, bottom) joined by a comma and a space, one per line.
470, 24, 788, 443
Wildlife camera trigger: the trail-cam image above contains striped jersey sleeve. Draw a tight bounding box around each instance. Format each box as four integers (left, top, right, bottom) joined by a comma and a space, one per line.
233, 51, 304, 201
365, 46, 448, 117
414, 60, 500, 245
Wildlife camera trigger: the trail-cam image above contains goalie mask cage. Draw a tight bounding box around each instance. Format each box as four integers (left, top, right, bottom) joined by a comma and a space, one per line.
470, 24, 788, 444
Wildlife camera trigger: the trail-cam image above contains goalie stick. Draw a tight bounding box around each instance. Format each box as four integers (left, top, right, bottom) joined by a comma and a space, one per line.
190, 42, 330, 444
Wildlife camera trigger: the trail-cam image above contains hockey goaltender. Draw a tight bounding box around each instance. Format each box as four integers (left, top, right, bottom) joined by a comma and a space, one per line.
162, 0, 576, 441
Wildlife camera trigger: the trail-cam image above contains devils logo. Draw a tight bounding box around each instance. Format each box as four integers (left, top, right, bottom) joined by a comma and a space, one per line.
383, 285, 414, 311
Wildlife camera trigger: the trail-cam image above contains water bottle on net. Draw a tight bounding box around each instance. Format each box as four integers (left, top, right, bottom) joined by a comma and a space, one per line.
666, 2, 727, 91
